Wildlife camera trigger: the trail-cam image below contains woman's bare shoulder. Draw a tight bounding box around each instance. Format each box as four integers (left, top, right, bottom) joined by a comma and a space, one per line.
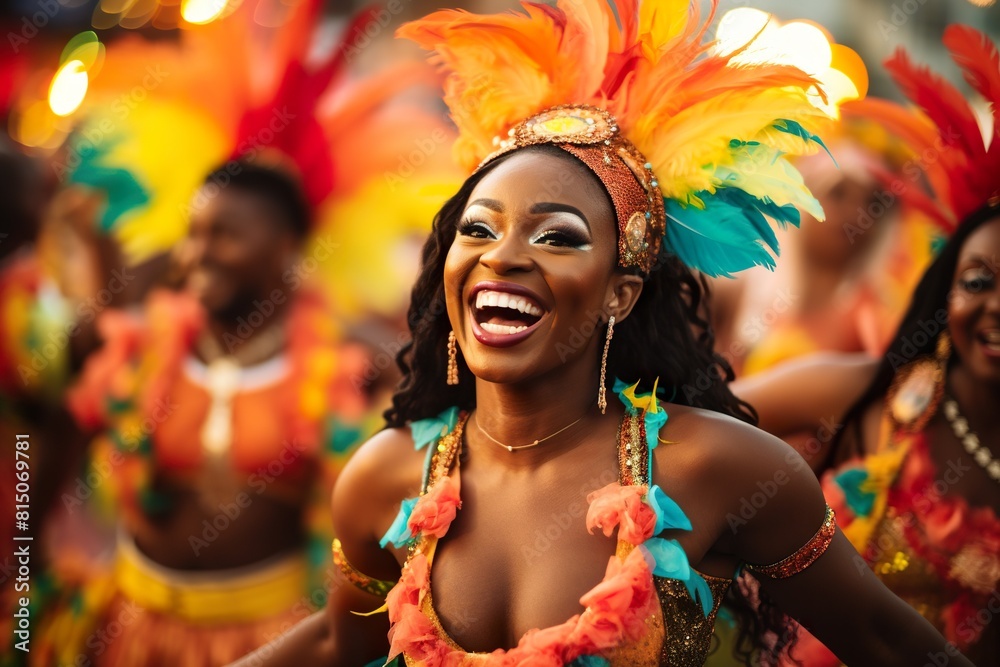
339, 426, 426, 486
651, 405, 819, 513
653, 404, 829, 562
331, 426, 427, 543
656, 404, 796, 474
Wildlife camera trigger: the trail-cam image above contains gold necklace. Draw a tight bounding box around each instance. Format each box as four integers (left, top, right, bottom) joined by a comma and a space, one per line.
474, 411, 587, 452
942, 396, 1000, 483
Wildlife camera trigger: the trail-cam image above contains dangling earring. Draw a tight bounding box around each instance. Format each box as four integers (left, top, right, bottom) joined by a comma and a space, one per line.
889, 328, 950, 431
936, 329, 952, 369
598, 315, 615, 414
447, 331, 459, 385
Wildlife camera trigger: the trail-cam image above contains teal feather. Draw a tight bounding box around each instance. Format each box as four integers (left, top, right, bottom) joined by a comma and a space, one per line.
717, 187, 802, 229
649, 485, 693, 533
773, 119, 836, 164
716, 141, 824, 221
642, 538, 715, 617
569, 657, 611, 667
930, 233, 947, 256
613, 377, 636, 413
642, 537, 691, 580
682, 571, 715, 617
644, 409, 668, 453
410, 406, 459, 451
67, 140, 150, 232
379, 497, 418, 548
833, 468, 876, 517
325, 417, 363, 454
665, 195, 782, 278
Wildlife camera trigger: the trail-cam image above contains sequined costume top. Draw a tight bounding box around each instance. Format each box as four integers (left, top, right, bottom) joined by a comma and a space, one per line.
335, 401, 837, 666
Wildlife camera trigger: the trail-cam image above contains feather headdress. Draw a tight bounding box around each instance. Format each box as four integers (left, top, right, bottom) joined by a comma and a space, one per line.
845, 25, 1000, 233
399, 0, 839, 277
61, 0, 442, 263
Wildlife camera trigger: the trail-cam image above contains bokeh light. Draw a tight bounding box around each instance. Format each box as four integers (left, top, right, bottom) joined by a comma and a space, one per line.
716, 8, 868, 117
181, 0, 229, 25
48, 60, 89, 117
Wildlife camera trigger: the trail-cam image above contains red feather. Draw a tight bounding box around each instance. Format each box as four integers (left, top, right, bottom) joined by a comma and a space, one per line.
232, 6, 382, 206
884, 47, 985, 162
944, 24, 1000, 129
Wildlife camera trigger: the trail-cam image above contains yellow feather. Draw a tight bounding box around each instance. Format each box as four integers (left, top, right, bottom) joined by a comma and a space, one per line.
401, 0, 841, 215
640, 0, 692, 52
640, 88, 822, 201
717, 149, 825, 220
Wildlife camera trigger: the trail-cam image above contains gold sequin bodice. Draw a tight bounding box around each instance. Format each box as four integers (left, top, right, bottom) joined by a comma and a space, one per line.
866, 507, 951, 626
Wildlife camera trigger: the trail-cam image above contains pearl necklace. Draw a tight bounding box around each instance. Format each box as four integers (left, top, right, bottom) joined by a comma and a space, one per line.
942, 397, 1000, 483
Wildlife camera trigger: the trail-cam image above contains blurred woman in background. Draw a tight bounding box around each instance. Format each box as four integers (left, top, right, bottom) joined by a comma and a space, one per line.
736, 27, 1000, 665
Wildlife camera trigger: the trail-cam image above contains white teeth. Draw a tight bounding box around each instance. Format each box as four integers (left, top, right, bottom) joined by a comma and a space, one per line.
480, 322, 528, 335
473, 290, 543, 316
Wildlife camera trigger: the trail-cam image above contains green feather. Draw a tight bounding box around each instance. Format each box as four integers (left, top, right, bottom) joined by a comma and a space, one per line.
67, 137, 150, 233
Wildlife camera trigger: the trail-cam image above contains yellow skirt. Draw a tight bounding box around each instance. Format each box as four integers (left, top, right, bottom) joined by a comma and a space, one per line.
32, 535, 312, 667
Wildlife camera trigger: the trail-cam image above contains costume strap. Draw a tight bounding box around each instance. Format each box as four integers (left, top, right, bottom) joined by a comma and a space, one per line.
421, 411, 469, 493
745, 505, 836, 579
331, 538, 395, 598
617, 410, 650, 487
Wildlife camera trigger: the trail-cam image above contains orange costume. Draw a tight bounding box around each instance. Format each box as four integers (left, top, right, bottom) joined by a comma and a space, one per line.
33, 287, 369, 666
791, 364, 1000, 665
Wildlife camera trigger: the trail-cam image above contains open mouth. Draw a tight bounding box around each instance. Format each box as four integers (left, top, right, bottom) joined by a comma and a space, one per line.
977, 329, 1000, 355
473, 289, 544, 334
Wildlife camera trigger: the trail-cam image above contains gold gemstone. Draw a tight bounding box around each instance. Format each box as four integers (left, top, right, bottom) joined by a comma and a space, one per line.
541, 115, 587, 134
890, 362, 938, 424
625, 211, 647, 253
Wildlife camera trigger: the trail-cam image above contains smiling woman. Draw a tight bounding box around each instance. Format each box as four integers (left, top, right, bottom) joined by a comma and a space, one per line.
449, 149, 624, 378
228, 1, 976, 666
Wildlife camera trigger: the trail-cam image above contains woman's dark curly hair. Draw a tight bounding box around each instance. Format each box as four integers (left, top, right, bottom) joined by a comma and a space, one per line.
384, 144, 788, 664
830, 203, 1000, 466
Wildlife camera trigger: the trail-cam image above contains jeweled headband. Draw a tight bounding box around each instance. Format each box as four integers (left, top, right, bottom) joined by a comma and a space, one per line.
479, 105, 664, 274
